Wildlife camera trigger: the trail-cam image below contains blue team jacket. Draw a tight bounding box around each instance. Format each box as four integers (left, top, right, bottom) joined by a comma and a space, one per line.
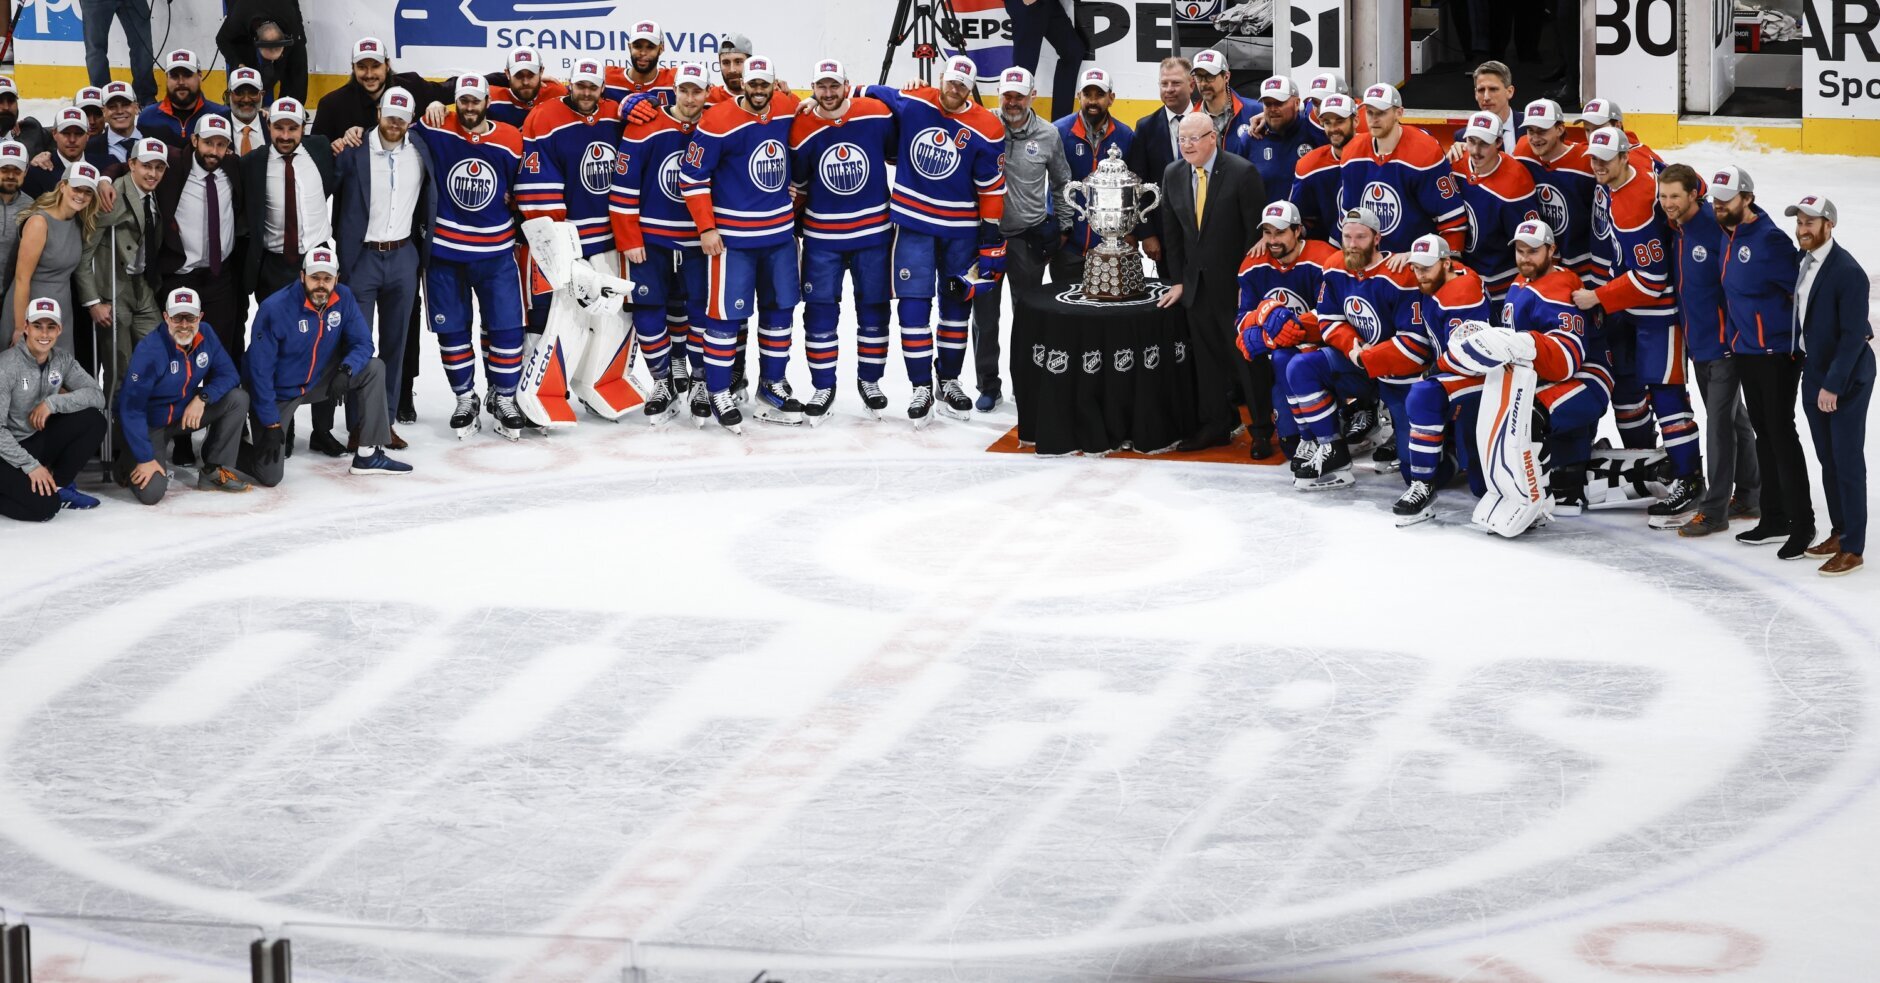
1669, 201, 1729, 363
116, 325, 241, 462
1721, 206, 1801, 356
243, 282, 374, 426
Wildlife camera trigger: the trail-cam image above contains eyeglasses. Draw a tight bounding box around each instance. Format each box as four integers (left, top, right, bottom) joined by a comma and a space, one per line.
1176, 133, 1214, 146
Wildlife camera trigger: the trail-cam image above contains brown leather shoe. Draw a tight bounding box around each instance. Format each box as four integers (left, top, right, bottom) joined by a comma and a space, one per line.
1819, 552, 1864, 577
1806, 533, 1842, 557
386, 426, 409, 451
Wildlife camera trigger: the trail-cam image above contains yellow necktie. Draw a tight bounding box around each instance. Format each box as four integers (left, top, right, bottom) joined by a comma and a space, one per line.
241, 126, 252, 156
1194, 164, 1209, 228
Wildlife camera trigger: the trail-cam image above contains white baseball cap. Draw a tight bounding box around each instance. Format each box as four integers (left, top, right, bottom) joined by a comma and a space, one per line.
26, 297, 62, 326
812, 59, 846, 85
1462, 111, 1501, 144
1784, 194, 1838, 223
269, 96, 305, 121
1192, 49, 1228, 76
380, 86, 415, 121
0, 140, 26, 171
942, 55, 976, 87
507, 48, 544, 77
1260, 200, 1302, 230
455, 75, 487, 102
1360, 83, 1402, 111
1584, 125, 1630, 160
1342, 206, 1382, 232
165, 287, 203, 318
568, 59, 604, 87
1259, 75, 1298, 102
303, 244, 339, 275
674, 62, 709, 91
75, 86, 104, 109
1520, 98, 1564, 131
1580, 98, 1622, 127
1306, 72, 1346, 97
1404, 233, 1453, 267
1316, 93, 1355, 119
629, 19, 660, 44
133, 137, 170, 163
228, 67, 263, 92
1708, 165, 1753, 201
1079, 68, 1113, 94
997, 67, 1034, 95
54, 107, 88, 133
1512, 219, 1555, 247
64, 160, 100, 190
196, 114, 233, 140
351, 37, 388, 65
103, 81, 136, 105
744, 55, 777, 86
0, 77, 16, 98
165, 48, 200, 73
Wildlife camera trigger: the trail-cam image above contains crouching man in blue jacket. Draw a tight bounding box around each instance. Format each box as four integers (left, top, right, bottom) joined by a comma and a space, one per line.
115, 287, 252, 503
239, 244, 411, 486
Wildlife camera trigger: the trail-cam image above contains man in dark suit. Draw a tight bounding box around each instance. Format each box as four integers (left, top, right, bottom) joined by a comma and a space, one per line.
1157, 111, 1268, 455
240, 96, 334, 304
24, 107, 115, 197
1127, 56, 1195, 270
1788, 194, 1874, 576
155, 115, 246, 366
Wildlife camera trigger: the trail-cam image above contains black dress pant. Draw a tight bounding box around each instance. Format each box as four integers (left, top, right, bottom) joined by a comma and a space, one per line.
164, 268, 249, 368
1737, 352, 1814, 535
0, 408, 108, 521
1187, 299, 1268, 441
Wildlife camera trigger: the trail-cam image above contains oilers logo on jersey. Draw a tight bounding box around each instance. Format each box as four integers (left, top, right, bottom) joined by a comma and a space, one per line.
748, 139, 788, 193
1592, 189, 1613, 244
1344, 296, 1385, 343
581, 142, 616, 195
819, 143, 869, 195
1536, 185, 1569, 236
911, 127, 963, 180
1265, 286, 1311, 312
1463, 201, 1480, 253
657, 153, 685, 203
448, 159, 498, 212
1362, 182, 1404, 234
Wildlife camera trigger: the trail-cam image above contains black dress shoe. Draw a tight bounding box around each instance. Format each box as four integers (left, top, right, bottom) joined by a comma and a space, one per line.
1177, 433, 1231, 453
308, 429, 348, 458
396, 393, 418, 425
1248, 432, 1274, 460
1778, 533, 1816, 561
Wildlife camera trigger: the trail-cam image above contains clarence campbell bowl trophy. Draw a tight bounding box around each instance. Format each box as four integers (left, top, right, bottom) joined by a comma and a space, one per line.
1063, 146, 1161, 302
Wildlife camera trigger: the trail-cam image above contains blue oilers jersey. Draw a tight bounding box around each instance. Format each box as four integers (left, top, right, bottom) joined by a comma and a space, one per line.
415, 112, 524, 264
518, 96, 624, 257
861, 84, 1006, 238
680, 95, 801, 250
790, 97, 897, 251
611, 108, 703, 251
1317, 257, 1432, 382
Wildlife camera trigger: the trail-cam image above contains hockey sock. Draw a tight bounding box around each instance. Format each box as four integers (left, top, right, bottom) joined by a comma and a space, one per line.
687, 323, 705, 378
898, 297, 935, 384
934, 296, 971, 380
1403, 379, 1449, 482
438, 330, 477, 394
1284, 350, 1339, 442
1613, 386, 1656, 449
1650, 384, 1702, 477
632, 308, 672, 380
485, 328, 524, 396
666, 301, 689, 370
735, 324, 751, 383
756, 308, 793, 383
858, 303, 891, 383
804, 302, 841, 391
702, 318, 740, 394
1270, 349, 1300, 439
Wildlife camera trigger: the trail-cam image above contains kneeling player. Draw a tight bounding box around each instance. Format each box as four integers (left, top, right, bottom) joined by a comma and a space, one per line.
1389, 234, 1492, 523
1234, 201, 1340, 460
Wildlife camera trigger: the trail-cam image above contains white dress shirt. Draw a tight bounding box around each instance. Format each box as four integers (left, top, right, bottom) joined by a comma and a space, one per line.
366, 130, 422, 244
1163, 108, 1182, 164
173, 157, 235, 274
105, 127, 145, 163
264, 144, 332, 254
1795, 238, 1834, 352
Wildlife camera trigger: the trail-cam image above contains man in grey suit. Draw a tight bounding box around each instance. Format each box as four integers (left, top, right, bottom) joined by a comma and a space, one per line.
1157, 112, 1268, 454
77, 136, 169, 397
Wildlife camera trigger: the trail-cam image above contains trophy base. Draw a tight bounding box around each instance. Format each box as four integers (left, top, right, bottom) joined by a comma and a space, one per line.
1079, 242, 1147, 303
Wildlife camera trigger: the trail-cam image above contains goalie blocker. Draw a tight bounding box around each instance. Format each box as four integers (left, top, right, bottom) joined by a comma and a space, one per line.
516, 218, 647, 427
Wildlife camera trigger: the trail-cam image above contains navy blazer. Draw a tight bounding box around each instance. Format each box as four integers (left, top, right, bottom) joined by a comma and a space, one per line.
1128, 105, 1184, 243
331, 132, 436, 279
1800, 240, 1876, 397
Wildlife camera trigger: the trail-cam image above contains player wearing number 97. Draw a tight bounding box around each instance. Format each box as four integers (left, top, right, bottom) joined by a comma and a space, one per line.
1338, 83, 1466, 255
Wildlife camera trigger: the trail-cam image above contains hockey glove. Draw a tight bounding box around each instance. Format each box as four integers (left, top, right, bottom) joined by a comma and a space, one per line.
256, 424, 284, 466
976, 222, 1007, 283
620, 93, 660, 125
1447, 325, 1518, 376
1256, 297, 1308, 350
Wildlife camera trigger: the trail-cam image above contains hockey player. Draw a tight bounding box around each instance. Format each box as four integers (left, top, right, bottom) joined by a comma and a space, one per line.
1449, 112, 1538, 302
1573, 126, 1702, 526
1577, 98, 1665, 171
1388, 234, 1493, 524
1234, 200, 1342, 460
1242, 75, 1322, 208
789, 58, 896, 424
415, 74, 528, 440
1300, 71, 1347, 143
680, 54, 805, 431
1286, 206, 1426, 489
1512, 99, 1599, 280
1290, 92, 1356, 244
858, 55, 1006, 426
612, 61, 714, 426
1055, 67, 1133, 285
707, 33, 755, 106
486, 48, 565, 130
604, 20, 677, 109
1340, 83, 1466, 255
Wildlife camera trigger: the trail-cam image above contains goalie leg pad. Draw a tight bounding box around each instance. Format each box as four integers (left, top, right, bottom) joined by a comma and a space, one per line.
1472, 362, 1551, 538
515, 292, 589, 428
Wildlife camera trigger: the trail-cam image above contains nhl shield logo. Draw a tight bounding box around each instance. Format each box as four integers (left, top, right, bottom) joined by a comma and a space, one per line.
580, 142, 616, 196
1536, 185, 1569, 235
1344, 297, 1385, 344
819, 143, 869, 196
1113, 348, 1133, 372
910, 127, 962, 180
1082, 350, 1101, 374
1046, 349, 1069, 374
1362, 181, 1404, 235
448, 158, 497, 212
1143, 345, 1160, 369
1174, 341, 1187, 362
748, 139, 788, 193
1032, 344, 1046, 367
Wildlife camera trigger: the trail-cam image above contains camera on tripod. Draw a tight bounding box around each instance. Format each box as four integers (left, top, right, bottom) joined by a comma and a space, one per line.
880, 0, 968, 86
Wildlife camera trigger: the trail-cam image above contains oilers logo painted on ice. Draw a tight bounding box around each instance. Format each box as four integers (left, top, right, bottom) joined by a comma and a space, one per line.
1046, 349, 1068, 374
657, 152, 685, 203
1264, 287, 1309, 312
1536, 186, 1569, 233
1691, 245, 1708, 263
749, 139, 788, 193
1082, 350, 1101, 374
580, 142, 616, 196
1344, 296, 1385, 344
195, 351, 209, 369
1362, 182, 1403, 234
1113, 348, 1133, 372
1738, 245, 1752, 263
911, 127, 962, 180
1143, 344, 1160, 369
448, 158, 498, 212
818, 143, 869, 195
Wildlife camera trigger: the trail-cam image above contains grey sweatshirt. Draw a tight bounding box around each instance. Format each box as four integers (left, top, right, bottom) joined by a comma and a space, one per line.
998, 111, 1072, 236
0, 343, 104, 471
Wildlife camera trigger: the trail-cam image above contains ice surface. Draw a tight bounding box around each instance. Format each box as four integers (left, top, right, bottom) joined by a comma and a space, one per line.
2, 117, 1878, 982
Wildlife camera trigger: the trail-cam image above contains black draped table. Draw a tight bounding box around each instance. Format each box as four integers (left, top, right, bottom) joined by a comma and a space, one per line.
1011, 280, 1196, 456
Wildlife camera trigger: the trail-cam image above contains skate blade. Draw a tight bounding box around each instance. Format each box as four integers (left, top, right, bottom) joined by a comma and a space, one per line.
937, 404, 971, 422
804, 413, 829, 428
1647, 511, 1695, 530
909, 414, 935, 432
864, 407, 884, 421
1363, 459, 1400, 474
493, 424, 522, 442
755, 407, 805, 426
453, 421, 481, 440
1294, 470, 1356, 491
645, 405, 681, 427
1394, 509, 1434, 528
